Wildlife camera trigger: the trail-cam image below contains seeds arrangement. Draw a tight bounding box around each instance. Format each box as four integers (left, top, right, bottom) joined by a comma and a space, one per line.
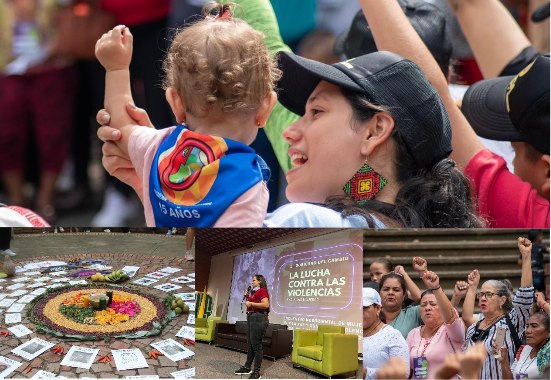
57, 291, 141, 326
30, 284, 171, 339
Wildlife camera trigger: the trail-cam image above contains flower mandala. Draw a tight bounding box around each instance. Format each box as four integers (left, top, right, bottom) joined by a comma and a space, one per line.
29, 284, 175, 340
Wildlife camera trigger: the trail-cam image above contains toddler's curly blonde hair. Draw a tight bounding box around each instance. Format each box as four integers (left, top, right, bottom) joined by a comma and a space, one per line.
162, 2, 281, 117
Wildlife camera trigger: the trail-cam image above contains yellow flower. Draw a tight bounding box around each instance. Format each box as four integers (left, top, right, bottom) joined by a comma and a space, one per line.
95, 308, 129, 325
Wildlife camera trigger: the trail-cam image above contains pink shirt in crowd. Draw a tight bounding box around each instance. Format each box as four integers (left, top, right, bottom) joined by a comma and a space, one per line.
465, 149, 550, 228
406, 310, 465, 380
128, 127, 268, 227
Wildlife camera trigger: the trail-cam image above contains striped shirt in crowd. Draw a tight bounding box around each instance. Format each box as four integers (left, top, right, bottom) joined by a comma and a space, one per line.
465, 286, 534, 379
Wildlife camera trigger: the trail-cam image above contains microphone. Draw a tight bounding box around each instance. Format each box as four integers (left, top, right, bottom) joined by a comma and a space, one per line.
243, 286, 252, 301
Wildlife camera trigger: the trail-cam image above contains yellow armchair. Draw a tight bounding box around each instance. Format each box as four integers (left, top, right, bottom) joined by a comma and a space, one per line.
292, 325, 358, 378
195, 316, 227, 343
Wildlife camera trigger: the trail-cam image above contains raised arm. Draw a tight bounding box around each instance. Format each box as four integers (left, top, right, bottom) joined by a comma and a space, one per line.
358, 0, 484, 171
421, 269, 457, 324
518, 237, 533, 287
395, 265, 422, 304
451, 281, 469, 310
462, 270, 480, 327
447, 0, 532, 79
95, 25, 140, 156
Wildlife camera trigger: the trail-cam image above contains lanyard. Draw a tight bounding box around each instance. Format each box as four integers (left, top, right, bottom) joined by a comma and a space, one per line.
519, 350, 536, 373
416, 324, 443, 357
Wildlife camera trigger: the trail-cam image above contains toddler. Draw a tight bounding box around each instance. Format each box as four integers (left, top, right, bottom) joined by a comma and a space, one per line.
95, 2, 280, 227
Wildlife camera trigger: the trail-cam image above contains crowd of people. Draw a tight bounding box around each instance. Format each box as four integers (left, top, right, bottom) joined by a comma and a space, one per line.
362, 234, 550, 379
1, 0, 548, 227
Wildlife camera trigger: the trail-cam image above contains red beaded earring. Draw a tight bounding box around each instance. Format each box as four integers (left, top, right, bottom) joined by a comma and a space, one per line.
343, 157, 387, 203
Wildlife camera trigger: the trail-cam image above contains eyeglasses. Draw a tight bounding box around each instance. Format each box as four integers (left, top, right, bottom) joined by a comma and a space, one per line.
476, 292, 497, 300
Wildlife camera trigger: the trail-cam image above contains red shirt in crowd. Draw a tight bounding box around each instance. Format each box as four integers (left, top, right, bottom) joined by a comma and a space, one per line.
246, 288, 269, 313
101, 0, 170, 26
465, 149, 550, 228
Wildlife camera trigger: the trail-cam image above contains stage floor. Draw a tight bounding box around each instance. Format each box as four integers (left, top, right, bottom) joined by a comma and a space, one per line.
196, 342, 362, 379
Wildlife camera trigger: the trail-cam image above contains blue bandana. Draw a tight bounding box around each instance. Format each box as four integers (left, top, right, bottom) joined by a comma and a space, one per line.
149, 126, 270, 227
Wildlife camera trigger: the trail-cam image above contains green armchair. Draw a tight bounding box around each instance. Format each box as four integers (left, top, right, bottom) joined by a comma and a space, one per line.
195, 316, 227, 343
292, 325, 358, 378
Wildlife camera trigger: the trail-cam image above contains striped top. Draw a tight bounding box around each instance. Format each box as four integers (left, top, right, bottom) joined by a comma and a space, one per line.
465, 286, 534, 379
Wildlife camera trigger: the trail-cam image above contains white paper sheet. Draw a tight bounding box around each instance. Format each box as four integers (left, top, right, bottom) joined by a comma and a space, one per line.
51, 278, 70, 283
30, 287, 47, 295
23, 271, 42, 276
146, 271, 171, 279
184, 302, 195, 312
133, 278, 158, 286
17, 295, 37, 304
0, 355, 22, 378
173, 293, 195, 301
159, 267, 181, 274
122, 266, 140, 278
171, 368, 195, 379
0, 298, 16, 308
33, 277, 52, 282
6, 284, 25, 290
7, 303, 26, 313
7, 324, 32, 337
171, 276, 194, 284
9, 290, 28, 297
60, 346, 100, 370
32, 370, 58, 378
150, 339, 194, 362
28, 282, 47, 289
5, 313, 21, 324
175, 326, 194, 340
112, 349, 149, 371
50, 271, 67, 276
154, 284, 182, 293
11, 277, 30, 283
12, 338, 55, 360
187, 314, 195, 325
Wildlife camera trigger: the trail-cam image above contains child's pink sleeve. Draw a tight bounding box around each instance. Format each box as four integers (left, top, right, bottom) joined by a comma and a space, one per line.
128, 126, 175, 227
212, 181, 268, 227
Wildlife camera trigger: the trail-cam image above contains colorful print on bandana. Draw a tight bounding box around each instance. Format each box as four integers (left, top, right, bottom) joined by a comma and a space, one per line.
157, 129, 228, 206
343, 163, 387, 203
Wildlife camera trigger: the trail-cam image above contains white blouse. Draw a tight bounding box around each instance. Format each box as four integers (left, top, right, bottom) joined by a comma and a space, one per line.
511, 345, 539, 379
363, 325, 409, 380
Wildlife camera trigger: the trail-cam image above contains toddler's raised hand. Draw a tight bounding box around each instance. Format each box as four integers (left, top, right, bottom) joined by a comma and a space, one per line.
95, 25, 133, 71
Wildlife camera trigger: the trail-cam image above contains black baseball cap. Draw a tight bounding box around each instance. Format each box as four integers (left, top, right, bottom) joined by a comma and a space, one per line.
462, 54, 550, 155
276, 50, 452, 168
334, 0, 452, 78
532, 2, 550, 22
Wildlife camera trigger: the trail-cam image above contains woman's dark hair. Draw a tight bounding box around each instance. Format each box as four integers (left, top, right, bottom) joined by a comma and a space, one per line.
531, 311, 550, 332
254, 274, 268, 291
379, 273, 407, 296
325, 89, 485, 228
372, 258, 394, 273
420, 289, 435, 302
254, 274, 269, 313
379, 273, 408, 322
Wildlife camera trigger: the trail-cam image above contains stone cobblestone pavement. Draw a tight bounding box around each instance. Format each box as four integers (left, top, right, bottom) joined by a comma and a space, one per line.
1, 233, 193, 378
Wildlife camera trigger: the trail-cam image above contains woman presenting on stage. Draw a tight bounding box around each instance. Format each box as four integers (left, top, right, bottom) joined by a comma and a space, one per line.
235, 275, 270, 379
